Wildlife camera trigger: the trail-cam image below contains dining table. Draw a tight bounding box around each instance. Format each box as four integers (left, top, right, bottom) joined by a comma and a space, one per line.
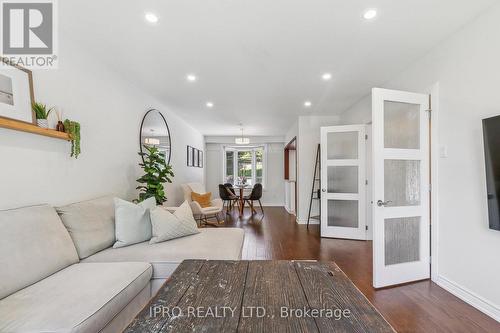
233, 184, 253, 216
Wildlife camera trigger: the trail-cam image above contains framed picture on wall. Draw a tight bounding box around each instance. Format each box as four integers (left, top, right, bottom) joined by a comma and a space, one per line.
187, 146, 203, 168
187, 146, 193, 166
0, 58, 35, 124
193, 147, 199, 167
198, 150, 203, 168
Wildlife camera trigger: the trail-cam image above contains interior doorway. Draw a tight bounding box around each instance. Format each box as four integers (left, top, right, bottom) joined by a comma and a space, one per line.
320, 125, 367, 240
371, 87, 431, 288
284, 137, 297, 216
318, 87, 434, 289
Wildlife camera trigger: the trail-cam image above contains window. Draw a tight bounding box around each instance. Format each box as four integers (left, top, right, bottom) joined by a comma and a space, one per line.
223, 146, 266, 187
256, 148, 263, 184
225, 150, 234, 184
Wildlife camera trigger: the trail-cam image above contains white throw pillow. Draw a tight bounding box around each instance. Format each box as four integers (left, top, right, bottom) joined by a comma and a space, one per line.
150, 201, 200, 244
113, 197, 156, 248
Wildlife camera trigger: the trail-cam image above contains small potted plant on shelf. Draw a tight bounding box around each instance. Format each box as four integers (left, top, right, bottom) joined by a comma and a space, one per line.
32, 102, 53, 128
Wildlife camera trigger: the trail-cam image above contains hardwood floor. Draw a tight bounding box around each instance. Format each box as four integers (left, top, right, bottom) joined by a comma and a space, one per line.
217, 206, 499, 333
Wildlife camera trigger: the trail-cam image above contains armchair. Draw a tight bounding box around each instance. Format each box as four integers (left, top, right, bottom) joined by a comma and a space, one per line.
181, 183, 224, 226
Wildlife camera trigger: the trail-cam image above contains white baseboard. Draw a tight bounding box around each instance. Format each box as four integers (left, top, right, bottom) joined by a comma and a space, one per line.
261, 202, 285, 207
435, 275, 500, 322
284, 206, 295, 215
296, 218, 320, 225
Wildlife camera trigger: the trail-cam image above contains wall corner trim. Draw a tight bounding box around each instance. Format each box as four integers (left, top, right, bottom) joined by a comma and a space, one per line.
435, 275, 500, 322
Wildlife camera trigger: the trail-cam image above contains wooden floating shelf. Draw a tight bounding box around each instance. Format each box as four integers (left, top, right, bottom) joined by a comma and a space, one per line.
0, 117, 71, 141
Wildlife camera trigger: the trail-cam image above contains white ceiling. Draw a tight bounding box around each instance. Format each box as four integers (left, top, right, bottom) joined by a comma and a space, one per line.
62, 0, 495, 136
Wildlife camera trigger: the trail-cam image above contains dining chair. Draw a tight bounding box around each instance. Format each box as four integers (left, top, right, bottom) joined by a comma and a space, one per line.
218, 184, 239, 215
224, 183, 236, 195
243, 183, 264, 215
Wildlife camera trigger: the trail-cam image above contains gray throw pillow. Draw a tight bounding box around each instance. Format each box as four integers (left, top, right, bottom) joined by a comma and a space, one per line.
56, 196, 116, 259
113, 197, 156, 248
150, 201, 200, 244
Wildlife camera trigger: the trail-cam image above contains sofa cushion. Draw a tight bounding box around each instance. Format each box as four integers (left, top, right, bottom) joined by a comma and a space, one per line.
56, 196, 115, 259
150, 202, 200, 244
83, 228, 245, 279
191, 191, 212, 208
0, 205, 79, 300
0, 262, 152, 333
114, 197, 156, 248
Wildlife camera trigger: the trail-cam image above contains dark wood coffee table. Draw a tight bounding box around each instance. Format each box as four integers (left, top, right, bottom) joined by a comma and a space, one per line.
125, 260, 395, 332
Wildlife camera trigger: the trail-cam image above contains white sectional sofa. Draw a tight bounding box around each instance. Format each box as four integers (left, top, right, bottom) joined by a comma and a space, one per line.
0, 197, 245, 333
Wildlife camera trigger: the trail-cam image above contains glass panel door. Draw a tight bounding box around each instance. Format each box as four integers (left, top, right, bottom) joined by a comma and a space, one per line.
321, 125, 366, 240
372, 88, 430, 288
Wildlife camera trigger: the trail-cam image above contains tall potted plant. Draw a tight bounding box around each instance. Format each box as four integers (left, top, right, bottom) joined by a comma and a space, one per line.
32, 102, 53, 128
136, 145, 174, 204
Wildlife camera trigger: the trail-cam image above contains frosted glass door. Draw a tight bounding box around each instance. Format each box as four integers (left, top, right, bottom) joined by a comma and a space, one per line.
320, 125, 366, 240
372, 88, 430, 288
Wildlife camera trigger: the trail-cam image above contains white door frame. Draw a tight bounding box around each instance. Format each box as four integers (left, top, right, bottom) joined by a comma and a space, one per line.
321, 125, 367, 240
372, 88, 430, 288
429, 82, 439, 283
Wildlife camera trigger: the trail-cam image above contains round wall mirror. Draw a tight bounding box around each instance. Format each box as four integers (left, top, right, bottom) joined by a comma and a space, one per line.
139, 109, 172, 165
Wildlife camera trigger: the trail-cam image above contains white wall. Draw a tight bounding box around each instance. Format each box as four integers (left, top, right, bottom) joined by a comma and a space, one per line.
295, 115, 340, 223
205, 136, 285, 206
0, 40, 204, 209
285, 120, 298, 145
263, 143, 286, 206
205, 143, 223, 200
338, 97, 372, 125
339, 4, 500, 319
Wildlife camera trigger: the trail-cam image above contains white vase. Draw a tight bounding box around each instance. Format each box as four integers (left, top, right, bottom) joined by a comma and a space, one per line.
37, 119, 48, 128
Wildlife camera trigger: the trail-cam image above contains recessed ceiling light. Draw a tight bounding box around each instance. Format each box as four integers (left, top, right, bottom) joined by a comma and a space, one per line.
304, 101, 312, 108
363, 9, 377, 20
322, 73, 332, 81
206, 102, 214, 108
145, 12, 158, 23
186, 74, 197, 82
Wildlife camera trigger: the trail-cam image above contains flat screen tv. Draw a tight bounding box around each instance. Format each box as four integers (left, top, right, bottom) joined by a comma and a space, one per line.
483, 115, 500, 231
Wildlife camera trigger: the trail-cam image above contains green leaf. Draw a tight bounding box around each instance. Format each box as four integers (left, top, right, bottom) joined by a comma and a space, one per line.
135, 143, 174, 204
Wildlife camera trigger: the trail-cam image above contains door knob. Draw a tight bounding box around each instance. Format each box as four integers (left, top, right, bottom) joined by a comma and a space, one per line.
321, 189, 326, 192
377, 200, 392, 207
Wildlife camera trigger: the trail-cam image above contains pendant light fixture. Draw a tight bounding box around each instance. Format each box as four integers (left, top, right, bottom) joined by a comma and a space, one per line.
235, 123, 250, 145
144, 138, 160, 145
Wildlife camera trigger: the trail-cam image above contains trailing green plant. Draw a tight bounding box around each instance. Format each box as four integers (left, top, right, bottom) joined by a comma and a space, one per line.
32, 102, 53, 119
64, 119, 81, 158
136, 145, 174, 205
